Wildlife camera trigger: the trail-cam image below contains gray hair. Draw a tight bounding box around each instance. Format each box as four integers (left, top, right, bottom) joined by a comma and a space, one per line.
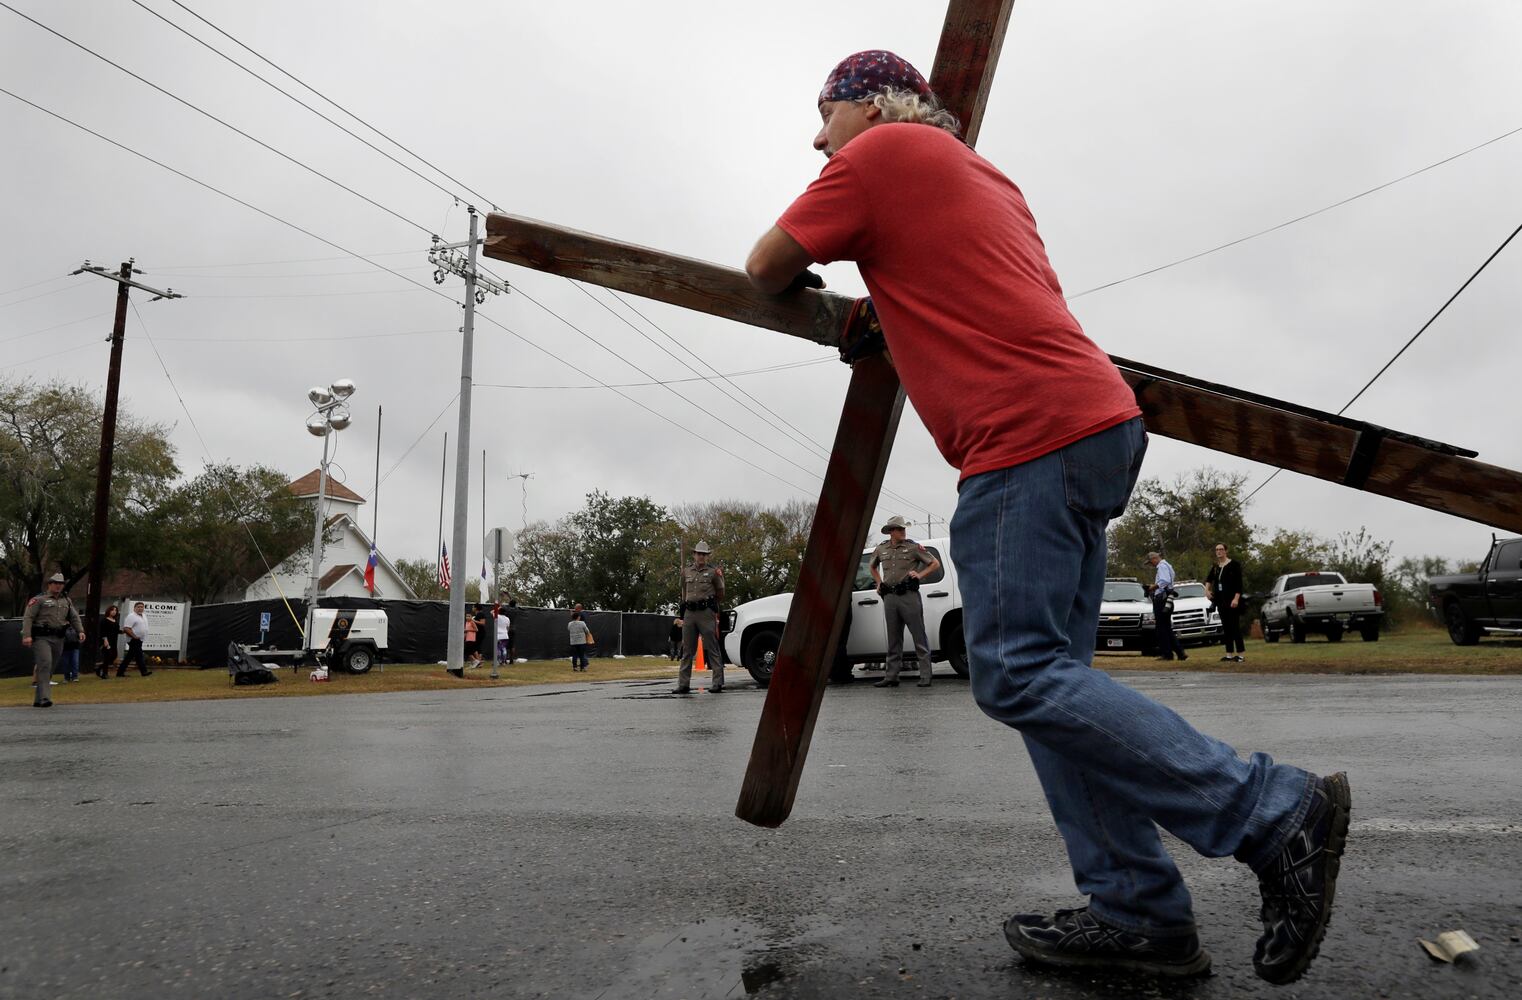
860, 86, 961, 135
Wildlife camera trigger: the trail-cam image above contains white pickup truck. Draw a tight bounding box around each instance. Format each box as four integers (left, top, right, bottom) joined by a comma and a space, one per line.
722, 537, 966, 687
1259, 571, 1383, 643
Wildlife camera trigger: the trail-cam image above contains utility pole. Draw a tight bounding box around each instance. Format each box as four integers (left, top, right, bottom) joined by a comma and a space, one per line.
71, 260, 181, 673
429, 208, 509, 674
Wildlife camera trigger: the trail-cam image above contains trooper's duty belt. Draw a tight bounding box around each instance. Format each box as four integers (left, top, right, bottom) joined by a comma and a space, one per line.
30, 625, 65, 637
681, 597, 717, 612
878, 578, 921, 596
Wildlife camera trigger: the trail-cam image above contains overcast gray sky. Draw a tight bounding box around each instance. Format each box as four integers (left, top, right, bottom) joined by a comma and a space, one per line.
3, 0, 1520, 579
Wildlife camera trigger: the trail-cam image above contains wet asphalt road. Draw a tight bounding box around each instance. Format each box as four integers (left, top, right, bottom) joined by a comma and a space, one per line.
2, 669, 1520, 1000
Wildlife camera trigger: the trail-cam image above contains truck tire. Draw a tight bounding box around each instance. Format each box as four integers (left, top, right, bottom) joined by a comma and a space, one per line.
341, 644, 375, 674
1325, 623, 1344, 643
743, 627, 782, 688
1445, 602, 1481, 646
1261, 615, 1279, 643
943, 618, 969, 678
1359, 624, 1380, 642
1290, 616, 1307, 643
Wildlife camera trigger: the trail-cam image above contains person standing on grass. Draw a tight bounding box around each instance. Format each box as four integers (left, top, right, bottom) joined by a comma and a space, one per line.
493, 598, 515, 670
1147, 551, 1188, 662
745, 49, 1349, 984
97, 604, 120, 679
462, 606, 480, 669
119, 601, 152, 677
1206, 543, 1246, 662
22, 573, 83, 707
567, 611, 593, 672
470, 604, 490, 668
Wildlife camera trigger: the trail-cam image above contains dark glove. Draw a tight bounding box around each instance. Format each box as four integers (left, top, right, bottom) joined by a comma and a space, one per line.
786, 269, 826, 293
839, 296, 886, 365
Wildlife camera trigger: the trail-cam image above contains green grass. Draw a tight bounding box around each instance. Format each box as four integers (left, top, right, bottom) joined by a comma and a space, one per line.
1097, 623, 1522, 675
1, 656, 692, 708
7, 626, 1517, 709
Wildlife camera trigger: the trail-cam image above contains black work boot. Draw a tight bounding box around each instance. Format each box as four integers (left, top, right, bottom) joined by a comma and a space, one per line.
1252, 772, 1352, 985
1004, 907, 1211, 977
873, 678, 899, 688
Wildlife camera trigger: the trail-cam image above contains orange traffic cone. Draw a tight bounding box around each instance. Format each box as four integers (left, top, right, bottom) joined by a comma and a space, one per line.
693, 635, 707, 672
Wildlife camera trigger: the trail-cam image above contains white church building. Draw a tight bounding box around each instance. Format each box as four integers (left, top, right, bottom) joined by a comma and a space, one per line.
242, 471, 418, 602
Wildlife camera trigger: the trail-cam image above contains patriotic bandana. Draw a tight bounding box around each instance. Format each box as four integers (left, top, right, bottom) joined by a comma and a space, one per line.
819, 50, 932, 104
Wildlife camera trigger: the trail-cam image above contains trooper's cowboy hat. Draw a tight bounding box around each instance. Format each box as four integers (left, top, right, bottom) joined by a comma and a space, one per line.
692, 541, 712, 555
47, 573, 66, 584
880, 515, 910, 534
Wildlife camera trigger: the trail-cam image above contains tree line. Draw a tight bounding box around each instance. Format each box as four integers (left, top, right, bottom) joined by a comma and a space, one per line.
1107, 468, 1476, 626
396, 490, 814, 612
453, 471, 1472, 628
1, 377, 312, 614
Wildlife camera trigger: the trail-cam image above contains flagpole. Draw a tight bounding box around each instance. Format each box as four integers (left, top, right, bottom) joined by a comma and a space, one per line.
437, 431, 448, 594
481, 448, 488, 600
372, 404, 382, 543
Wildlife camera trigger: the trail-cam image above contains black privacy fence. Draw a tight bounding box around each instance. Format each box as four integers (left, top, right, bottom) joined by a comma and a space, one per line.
3, 600, 680, 676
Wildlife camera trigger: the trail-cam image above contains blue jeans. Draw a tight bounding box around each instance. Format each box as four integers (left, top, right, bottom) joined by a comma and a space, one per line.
950, 418, 1314, 935
60, 648, 80, 682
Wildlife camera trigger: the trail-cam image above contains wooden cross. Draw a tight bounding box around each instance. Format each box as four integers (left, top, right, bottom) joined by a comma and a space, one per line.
483, 0, 1522, 827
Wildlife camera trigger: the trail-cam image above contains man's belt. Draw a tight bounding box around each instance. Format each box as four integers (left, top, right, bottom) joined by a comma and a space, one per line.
878, 578, 921, 596
682, 597, 717, 612
31, 625, 64, 637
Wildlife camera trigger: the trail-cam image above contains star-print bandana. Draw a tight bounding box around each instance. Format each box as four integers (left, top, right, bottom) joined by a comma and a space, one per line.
818, 50, 932, 104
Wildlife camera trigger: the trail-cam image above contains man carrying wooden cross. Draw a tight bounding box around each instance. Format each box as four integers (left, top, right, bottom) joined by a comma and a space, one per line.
745, 49, 1350, 984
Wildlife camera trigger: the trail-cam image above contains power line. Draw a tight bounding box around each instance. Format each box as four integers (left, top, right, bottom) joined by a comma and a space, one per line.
1244, 217, 1522, 505
366, 392, 459, 497
509, 281, 845, 491
149, 265, 432, 280
0, 1, 437, 238
0, 85, 463, 311
598, 285, 945, 521
161, 0, 501, 211
0, 333, 106, 371
126, 0, 481, 211
0, 274, 71, 298
476, 357, 832, 390
0, 83, 851, 507
155, 327, 456, 344
1068, 122, 1522, 301
120, 0, 924, 509
153, 250, 419, 269
470, 305, 822, 501
0, 310, 113, 347
0, 282, 88, 311
128, 299, 303, 631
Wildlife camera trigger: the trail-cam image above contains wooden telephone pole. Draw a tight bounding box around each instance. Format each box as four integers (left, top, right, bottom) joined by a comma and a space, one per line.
71, 260, 181, 672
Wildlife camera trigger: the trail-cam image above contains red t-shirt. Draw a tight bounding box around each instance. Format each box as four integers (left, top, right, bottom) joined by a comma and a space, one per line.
777, 123, 1139, 480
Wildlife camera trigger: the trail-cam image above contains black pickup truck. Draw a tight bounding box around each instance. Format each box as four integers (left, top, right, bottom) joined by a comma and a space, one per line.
1428, 537, 1522, 644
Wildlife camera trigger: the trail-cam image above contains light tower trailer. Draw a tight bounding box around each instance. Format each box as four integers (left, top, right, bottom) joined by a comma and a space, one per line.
239, 608, 389, 675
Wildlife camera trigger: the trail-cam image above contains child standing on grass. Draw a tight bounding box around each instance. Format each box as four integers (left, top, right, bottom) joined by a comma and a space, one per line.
567, 611, 593, 672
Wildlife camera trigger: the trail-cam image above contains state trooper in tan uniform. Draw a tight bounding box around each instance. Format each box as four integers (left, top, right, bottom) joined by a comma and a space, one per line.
676, 541, 725, 695
21, 573, 84, 708
870, 515, 941, 688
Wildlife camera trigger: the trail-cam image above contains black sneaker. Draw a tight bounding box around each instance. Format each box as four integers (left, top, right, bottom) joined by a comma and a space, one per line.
1252, 772, 1352, 985
1004, 907, 1211, 978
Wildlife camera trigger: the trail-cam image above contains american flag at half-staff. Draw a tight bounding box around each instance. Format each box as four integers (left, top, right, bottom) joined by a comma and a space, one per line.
438, 540, 451, 589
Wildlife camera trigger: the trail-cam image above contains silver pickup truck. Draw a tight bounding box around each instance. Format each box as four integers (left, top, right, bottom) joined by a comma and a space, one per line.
1260, 571, 1383, 643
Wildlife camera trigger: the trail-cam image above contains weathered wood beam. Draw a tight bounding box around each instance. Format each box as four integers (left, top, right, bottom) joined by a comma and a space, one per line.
483, 214, 852, 345
484, 211, 1522, 536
